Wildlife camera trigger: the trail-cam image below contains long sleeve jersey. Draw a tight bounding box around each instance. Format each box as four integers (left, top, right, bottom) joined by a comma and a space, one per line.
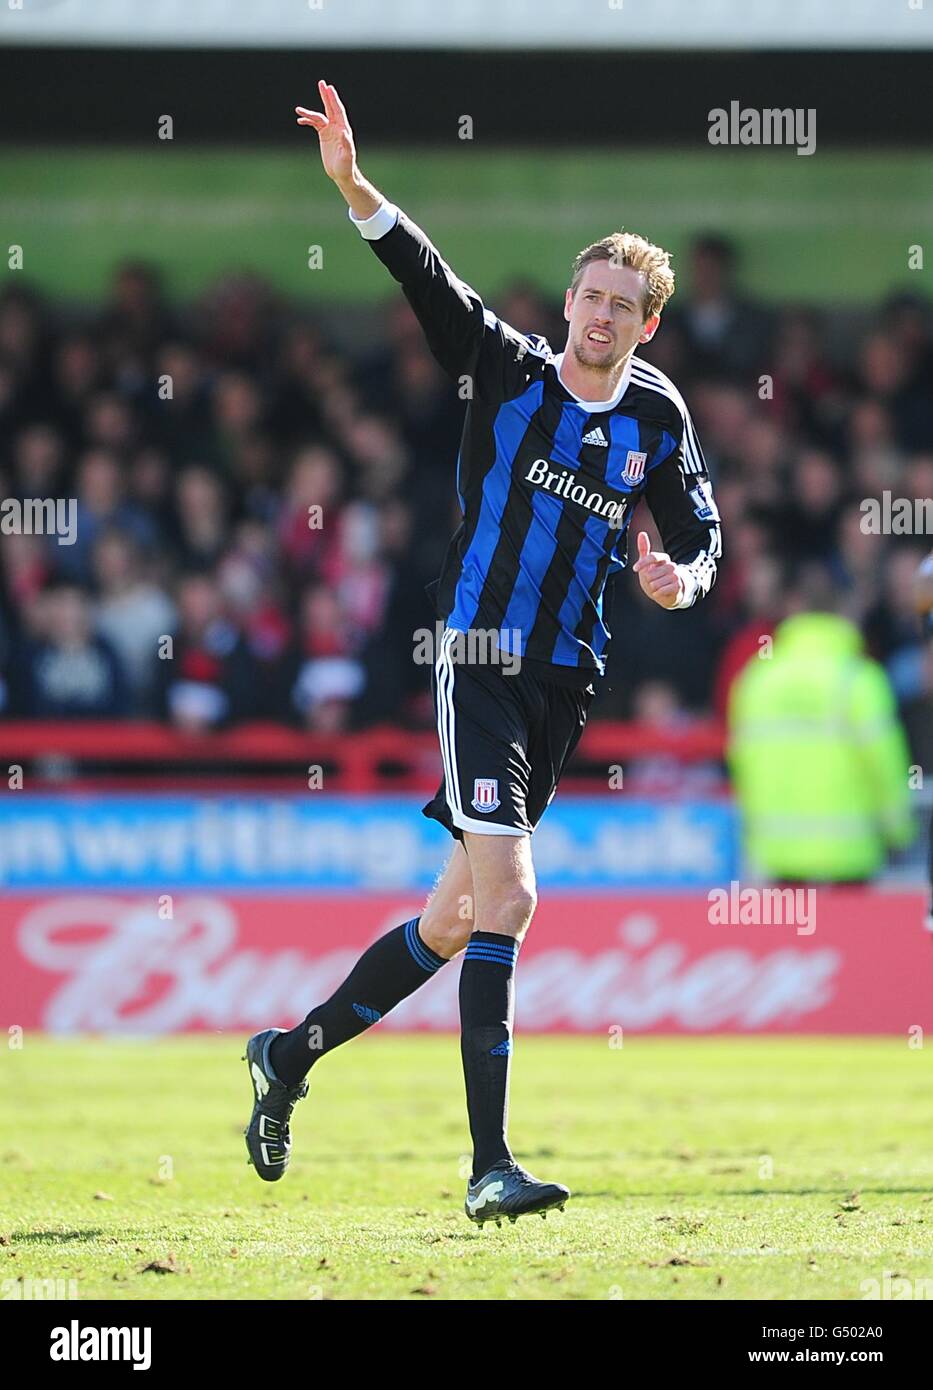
351, 200, 722, 688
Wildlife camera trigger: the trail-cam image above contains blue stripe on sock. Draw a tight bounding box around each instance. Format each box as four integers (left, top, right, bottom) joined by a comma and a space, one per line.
404, 918, 445, 973
464, 946, 518, 965
465, 943, 517, 958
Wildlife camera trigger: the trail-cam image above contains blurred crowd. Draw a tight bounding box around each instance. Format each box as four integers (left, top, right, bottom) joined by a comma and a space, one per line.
0, 238, 931, 761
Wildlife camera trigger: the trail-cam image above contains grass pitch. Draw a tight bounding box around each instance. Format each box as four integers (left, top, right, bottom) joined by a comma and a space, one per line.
2, 1036, 932, 1301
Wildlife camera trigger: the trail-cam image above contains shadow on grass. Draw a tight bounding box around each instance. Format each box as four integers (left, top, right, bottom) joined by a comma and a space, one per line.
14, 1229, 105, 1244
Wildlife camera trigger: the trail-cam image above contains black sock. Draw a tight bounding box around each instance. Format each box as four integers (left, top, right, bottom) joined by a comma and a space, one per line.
269, 917, 447, 1086
459, 930, 519, 1180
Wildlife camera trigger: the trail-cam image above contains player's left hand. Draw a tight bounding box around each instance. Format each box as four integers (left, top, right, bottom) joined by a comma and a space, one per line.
632, 530, 684, 609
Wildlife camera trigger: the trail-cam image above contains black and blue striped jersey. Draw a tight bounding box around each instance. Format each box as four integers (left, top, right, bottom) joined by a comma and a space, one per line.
356, 202, 722, 687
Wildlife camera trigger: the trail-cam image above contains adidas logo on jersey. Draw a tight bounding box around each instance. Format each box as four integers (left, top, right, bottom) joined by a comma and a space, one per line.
582, 426, 609, 447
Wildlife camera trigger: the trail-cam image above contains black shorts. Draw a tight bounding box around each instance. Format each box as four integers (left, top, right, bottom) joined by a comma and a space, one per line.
422, 627, 595, 840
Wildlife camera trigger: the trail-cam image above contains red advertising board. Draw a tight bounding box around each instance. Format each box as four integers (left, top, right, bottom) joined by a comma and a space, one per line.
1, 890, 930, 1035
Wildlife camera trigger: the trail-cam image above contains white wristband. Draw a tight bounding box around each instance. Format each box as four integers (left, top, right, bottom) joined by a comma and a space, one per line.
348, 200, 400, 241
670, 565, 699, 610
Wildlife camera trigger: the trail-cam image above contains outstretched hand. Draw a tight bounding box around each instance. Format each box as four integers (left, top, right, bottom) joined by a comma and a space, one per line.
632, 530, 684, 609
296, 80, 357, 184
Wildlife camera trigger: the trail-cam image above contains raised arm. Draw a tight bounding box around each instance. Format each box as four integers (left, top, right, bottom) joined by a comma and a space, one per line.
296, 80, 384, 222
297, 81, 533, 390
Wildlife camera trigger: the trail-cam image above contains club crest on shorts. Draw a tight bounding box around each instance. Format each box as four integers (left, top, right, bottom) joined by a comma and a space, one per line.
621, 449, 647, 486
471, 778, 501, 813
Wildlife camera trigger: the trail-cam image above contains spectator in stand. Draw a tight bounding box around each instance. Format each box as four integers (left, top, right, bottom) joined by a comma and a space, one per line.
354, 497, 436, 726
624, 679, 723, 797
228, 432, 281, 525
355, 296, 429, 417
92, 529, 176, 715
0, 532, 51, 637
50, 333, 102, 447
668, 233, 774, 380
267, 321, 327, 445
60, 448, 158, 584
769, 306, 844, 445
905, 452, 933, 508
712, 554, 783, 720
322, 500, 389, 640
0, 285, 49, 431
779, 448, 847, 563
277, 444, 344, 581
338, 413, 411, 505
863, 544, 932, 702
312, 354, 363, 439
687, 379, 755, 471
711, 515, 774, 629
98, 261, 174, 364
154, 572, 254, 730
17, 582, 128, 719
733, 412, 786, 513
496, 278, 557, 338
218, 520, 293, 719
84, 389, 136, 455
847, 395, 902, 491
858, 326, 933, 454
0, 608, 13, 716
828, 501, 886, 623
127, 446, 176, 546
11, 422, 66, 502
287, 582, 365, 732
885, 292, 933, 403
210, 370, 265, 475
173, 465, 230, 571
196, 272, 278, 373
151, 341, 214, 464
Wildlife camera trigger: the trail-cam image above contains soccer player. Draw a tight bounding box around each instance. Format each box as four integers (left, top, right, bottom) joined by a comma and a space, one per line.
243, 81, 722, 1226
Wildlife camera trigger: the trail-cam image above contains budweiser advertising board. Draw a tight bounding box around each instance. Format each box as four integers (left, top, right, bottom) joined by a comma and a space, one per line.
1, 889, 929, 1034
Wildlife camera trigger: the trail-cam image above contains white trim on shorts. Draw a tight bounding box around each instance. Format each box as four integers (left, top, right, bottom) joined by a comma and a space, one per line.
435, 626, 529, 838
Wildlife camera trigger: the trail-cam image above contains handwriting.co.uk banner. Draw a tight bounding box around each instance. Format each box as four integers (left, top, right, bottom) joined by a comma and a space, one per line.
0, 794, 739, 891
1, 890, 929, 1035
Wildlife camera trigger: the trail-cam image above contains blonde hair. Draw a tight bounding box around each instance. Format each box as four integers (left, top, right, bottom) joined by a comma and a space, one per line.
571, 232, 675, 321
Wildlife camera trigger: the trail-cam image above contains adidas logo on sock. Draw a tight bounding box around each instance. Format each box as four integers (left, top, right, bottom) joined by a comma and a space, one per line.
582, 426, 609, 447
352, 1002, 382, 1024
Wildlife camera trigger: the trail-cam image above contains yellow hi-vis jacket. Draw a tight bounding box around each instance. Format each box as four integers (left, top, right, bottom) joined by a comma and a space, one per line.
727, 612, 915, 881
